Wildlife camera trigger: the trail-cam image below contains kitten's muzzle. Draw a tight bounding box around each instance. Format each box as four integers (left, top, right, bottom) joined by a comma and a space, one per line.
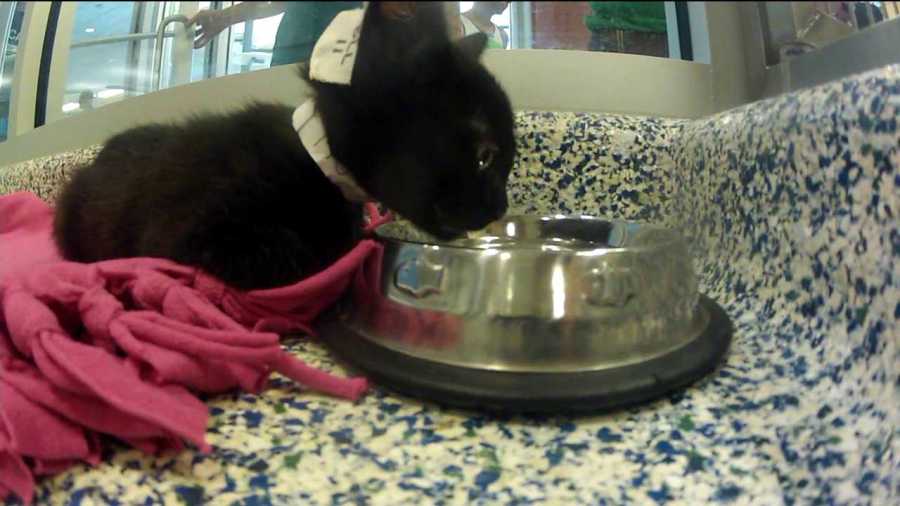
433, 196, 506, 237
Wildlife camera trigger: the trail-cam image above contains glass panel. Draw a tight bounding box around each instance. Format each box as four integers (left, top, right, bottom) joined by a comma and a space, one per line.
459, 2, 513, 49
71, 2, 138, 43
760, 1, 900, 65
456, 2, 675, 57
189, 1, 213, 82
779, 1, 899, 59
45, 1, 689, 127
211, 1, 361, 74
0, 1, 25, 142
53, 1, 371, 120
222, 7, 283, 74
529, 1, 669, 56
62, 2, 166, 118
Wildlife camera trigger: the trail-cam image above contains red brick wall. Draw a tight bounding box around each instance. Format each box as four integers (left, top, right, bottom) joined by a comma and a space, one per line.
530, 1, 593, 51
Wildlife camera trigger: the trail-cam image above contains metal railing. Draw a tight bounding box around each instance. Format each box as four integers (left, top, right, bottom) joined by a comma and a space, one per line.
152, 15, 191, 91
70, 32, 166, 49
68, 14, 192, 93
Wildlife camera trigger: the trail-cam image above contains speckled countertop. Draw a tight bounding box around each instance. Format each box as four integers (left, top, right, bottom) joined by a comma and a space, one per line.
1, 65, 897, 505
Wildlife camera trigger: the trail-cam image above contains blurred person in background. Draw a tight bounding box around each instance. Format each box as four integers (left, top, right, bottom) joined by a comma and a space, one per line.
188, 1, 361, 67
460, 2, 510, 49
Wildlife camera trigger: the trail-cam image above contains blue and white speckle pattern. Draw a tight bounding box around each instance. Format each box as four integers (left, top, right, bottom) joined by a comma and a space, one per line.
2, 65, 897, 505
508, 111, 683, 222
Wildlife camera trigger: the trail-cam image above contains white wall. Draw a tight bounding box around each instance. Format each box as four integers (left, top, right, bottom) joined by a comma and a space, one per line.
483, 49, 713, 116
699, 1, 755, 112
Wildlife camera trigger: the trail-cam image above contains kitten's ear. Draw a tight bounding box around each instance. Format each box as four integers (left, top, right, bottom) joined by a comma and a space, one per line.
355, 1, 450, 86
456, 33, 488, 60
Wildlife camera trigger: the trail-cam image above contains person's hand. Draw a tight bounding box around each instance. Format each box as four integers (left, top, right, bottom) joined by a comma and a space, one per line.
188, 9, 231, 49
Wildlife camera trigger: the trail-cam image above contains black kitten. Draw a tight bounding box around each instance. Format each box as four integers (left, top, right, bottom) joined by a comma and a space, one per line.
54, 3, 515, 290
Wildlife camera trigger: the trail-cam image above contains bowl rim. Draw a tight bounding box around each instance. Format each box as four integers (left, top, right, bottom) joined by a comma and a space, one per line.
373, 214, 683, 253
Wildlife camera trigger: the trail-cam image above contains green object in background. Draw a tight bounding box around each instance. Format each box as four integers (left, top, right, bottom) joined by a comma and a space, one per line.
485, 37, 505, 50
270, 1, 362, 67
584, 2, 667, 34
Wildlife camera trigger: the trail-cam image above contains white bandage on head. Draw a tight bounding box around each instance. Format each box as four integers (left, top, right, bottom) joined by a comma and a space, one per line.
292, 99, 371, 203
308, 7, 366, 85
293, 6, 371, 203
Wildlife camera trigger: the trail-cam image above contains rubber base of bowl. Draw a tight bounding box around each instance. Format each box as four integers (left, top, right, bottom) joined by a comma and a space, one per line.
319, 295, 733, 414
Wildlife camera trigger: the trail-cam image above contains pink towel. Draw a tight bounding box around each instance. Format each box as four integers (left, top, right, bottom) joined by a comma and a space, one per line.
0, 192, 390, 504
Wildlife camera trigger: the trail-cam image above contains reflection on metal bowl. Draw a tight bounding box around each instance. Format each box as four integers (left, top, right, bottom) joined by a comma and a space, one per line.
321, 215, 732, 412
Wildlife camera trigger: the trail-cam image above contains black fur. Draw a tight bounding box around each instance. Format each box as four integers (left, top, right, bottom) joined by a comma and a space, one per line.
54, 3, 515, 290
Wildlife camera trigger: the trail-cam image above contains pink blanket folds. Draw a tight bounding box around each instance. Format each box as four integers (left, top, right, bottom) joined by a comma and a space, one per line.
0, 192, 389, 504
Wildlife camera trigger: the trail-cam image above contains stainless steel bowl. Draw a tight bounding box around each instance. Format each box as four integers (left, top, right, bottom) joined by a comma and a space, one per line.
321, 215, 732, 412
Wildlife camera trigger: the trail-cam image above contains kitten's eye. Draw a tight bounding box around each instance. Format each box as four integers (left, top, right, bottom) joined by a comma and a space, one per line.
476, 144, 497, 171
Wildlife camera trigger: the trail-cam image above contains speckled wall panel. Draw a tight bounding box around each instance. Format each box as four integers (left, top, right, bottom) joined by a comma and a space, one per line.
0, 145, 101, 204
667, 66, 898, 505
508, 111, 683, 222
2, 65, 897, 506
